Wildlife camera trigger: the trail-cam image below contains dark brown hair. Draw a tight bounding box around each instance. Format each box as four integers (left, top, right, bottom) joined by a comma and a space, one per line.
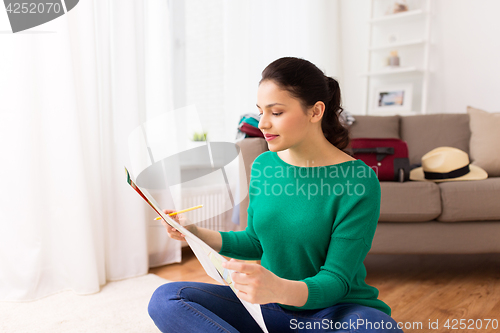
259, 57, 350, 152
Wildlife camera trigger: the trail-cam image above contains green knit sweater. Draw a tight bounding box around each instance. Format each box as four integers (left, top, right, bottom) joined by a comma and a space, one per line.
219, 151, 391, 316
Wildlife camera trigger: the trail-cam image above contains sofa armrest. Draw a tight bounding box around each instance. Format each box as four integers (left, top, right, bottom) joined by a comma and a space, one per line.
235, 138, 268, 229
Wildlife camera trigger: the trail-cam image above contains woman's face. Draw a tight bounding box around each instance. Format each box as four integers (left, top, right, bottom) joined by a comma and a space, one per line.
256, 80, 312, 152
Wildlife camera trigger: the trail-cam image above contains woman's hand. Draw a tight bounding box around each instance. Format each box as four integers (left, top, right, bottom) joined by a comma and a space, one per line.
222, 259, 287, 305
161, 209, 198, 241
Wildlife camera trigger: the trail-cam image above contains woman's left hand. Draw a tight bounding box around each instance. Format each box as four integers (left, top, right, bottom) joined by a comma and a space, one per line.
222, 259, 284, 304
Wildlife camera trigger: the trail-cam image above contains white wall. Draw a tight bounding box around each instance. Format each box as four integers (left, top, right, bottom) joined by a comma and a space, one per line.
182, 0, 344, 142
339, 0, 371, 115
339, 0, 500, 115
430, 0, 500, 114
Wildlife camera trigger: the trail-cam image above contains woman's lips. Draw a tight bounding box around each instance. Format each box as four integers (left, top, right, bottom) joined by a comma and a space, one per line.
264, 134, 279, 141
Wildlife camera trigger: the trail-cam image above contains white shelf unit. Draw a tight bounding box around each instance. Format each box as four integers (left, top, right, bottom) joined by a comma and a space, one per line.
368, 8, 425, 23
362, 0, 432, 115
369, 39, 425, 51
362, 66, 420, 77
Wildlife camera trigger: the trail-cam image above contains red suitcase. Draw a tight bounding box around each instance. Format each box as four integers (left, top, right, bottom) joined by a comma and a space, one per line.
350, 138, 410, 182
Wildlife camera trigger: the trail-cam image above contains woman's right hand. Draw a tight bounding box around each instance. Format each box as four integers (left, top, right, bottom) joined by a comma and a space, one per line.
161, 209, 197, 241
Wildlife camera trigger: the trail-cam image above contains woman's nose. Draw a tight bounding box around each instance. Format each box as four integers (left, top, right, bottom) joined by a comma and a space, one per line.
258, 114, 270, 131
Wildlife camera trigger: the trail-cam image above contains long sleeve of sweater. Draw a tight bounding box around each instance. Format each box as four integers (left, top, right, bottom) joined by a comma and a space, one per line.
298, 185, 381, 310
219, 204, 263, 260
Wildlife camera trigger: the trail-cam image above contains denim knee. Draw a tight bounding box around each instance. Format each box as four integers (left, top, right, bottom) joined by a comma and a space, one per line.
148, 282, 182, 322
353, 305, 404, 333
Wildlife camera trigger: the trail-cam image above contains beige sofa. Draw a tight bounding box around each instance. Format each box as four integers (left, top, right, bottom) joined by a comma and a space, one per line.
235, 113, 500, 254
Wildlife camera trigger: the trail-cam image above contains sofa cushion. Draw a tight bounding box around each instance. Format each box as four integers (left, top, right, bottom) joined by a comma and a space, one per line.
437, 178, 500, 222
371, 221, 500, 254
379, 181, 441, 222
348, 115, 400, 139
400, 114, 470, 165
467, 106, 500, 177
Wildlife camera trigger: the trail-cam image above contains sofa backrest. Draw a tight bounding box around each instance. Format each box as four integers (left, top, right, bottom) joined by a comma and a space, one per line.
400, 114, 470, 165
349, 115, 400, 139
348, 114, 471, 165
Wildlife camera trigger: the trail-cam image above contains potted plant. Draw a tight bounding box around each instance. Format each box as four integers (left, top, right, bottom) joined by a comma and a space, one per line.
188, 131, 208, 149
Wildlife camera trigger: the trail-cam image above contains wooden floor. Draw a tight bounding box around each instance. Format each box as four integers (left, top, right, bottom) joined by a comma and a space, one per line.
149, 246, 219, 285
150, 247, 500, 333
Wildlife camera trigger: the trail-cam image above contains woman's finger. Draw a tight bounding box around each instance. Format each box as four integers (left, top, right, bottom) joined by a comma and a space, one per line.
163, 209, 179, 218
231, 271, 251, 285
167, 225, 180, 234
162, 221, 185, 240
161, 209, 180, 222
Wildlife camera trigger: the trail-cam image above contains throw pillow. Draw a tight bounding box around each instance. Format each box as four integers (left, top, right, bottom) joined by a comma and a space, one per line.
467, 106, 500, 177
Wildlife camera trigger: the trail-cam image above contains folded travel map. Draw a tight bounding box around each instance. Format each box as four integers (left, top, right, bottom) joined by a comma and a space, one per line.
125, 167, 268, 333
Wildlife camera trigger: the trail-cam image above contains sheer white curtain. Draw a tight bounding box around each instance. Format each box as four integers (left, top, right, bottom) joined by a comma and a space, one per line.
0, 0, 180, 301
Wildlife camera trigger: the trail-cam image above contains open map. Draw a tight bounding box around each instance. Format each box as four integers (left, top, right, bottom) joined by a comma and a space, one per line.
125, 167, 268, 333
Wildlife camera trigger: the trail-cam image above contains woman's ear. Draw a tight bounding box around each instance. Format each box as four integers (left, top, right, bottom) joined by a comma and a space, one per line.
309, 101, 325, 123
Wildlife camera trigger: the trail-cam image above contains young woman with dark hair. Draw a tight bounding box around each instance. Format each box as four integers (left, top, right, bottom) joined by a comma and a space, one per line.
148, 57, 404, 333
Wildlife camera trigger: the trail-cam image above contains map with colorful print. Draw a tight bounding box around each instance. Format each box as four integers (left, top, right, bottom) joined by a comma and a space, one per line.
207, 250, 236, 292
125, 167, 268, 333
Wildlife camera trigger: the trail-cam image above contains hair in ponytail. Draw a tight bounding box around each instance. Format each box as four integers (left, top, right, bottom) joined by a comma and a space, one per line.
260, 57, 350, 153
323, 76, 350, 151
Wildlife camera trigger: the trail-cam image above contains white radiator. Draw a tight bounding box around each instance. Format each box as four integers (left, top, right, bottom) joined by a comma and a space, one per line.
181, 185, 230, 232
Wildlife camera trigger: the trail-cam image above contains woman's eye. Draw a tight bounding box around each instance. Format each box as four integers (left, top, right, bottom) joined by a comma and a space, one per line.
258, 112, 282, 117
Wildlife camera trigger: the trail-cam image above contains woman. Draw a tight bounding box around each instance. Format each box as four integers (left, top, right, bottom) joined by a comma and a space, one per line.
148, 57, 404, 333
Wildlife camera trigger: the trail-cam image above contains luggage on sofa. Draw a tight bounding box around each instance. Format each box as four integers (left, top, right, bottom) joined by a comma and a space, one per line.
237, 113, 264, 139
351, 138, 411, 182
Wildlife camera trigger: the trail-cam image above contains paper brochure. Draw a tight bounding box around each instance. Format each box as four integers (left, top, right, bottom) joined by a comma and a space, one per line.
125, 167, 268, 333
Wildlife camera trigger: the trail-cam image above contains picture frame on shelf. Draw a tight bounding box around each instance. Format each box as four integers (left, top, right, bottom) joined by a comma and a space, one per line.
372, 84, 413, 113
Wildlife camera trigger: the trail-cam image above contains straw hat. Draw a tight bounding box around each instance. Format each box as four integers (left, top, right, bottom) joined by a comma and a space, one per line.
410, 147, 488, 182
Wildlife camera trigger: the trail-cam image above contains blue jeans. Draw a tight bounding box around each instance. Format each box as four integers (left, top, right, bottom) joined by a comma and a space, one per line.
148, 282, 404, 333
